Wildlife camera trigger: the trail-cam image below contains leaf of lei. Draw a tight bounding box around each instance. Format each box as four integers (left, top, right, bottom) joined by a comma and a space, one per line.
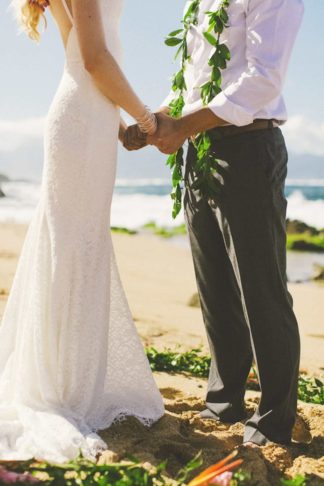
164, 0, 231, 218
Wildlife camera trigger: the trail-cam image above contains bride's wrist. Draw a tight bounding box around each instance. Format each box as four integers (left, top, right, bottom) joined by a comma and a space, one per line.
135, 106, 158, 135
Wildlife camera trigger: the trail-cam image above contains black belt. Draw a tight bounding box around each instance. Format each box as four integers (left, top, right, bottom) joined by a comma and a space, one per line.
207, 118, 281, 140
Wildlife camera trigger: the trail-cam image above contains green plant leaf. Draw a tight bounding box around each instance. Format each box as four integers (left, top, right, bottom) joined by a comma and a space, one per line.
218, 43, 231, 60
172, 164, 183, 187
165, 0, 231, 219
165, 37, 183, 47
203, 31, 217, 46
168, 28, 183, 37
280, 475, 307, 486
176, 452, 203, 483
166, 153, 177, 169
220, 7, 229, 24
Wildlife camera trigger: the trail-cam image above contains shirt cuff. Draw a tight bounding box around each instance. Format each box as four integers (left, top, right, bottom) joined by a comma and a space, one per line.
208, 91, 254, 127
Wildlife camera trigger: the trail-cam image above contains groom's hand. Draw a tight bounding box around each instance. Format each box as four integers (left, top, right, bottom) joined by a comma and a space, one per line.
148, 113, 187, 154
123, 124, 147, 151
148, 109, 228, 154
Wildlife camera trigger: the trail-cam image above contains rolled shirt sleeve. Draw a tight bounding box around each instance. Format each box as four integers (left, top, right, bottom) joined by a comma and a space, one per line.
208, 0, 304, 126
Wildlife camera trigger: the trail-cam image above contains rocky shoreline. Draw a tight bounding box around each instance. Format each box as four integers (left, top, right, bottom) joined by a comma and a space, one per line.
287, 219, 324, 254
0, 173, 8, 198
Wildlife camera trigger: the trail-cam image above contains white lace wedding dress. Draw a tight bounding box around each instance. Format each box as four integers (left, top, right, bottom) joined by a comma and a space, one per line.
0, 0, 164, 463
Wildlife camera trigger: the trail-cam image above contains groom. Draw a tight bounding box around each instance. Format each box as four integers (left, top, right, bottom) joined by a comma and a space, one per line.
124, 0, 304, 446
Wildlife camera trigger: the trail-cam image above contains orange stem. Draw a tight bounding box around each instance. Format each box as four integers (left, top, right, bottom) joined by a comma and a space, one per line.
209, 459, 244, 478
191, 450, 238, 481
188, 459, 243, 486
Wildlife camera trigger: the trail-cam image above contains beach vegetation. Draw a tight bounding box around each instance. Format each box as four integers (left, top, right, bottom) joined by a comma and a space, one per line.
0, 458, 169, 485
140, 219, 324, 253
143, 222, 187, 238
146, 347, 211, 377
0, 453, 251, 485
297, 375, 324, 405
111, 227, 137, 235
280, 475, 307, 485
286, 233, 324, 253
286, 220, 324, 252
145, 348, 324, 405
0, 455, 310, 485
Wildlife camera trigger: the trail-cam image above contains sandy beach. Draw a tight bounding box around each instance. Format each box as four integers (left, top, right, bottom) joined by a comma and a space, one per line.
0, 223, 323, 484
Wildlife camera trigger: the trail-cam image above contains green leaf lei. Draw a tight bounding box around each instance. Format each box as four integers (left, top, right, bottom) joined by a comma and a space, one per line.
165, 0, 231, 218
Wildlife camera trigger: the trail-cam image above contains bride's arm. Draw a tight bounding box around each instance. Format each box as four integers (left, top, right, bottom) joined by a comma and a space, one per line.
71, 0, 146, 121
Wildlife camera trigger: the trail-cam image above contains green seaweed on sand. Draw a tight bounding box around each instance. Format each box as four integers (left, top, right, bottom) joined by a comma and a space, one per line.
146, 347, 211, 378
145, 348, 324, 405
143, 222, 187, 238
111, 226, 137, 235
298, 375, 324, 405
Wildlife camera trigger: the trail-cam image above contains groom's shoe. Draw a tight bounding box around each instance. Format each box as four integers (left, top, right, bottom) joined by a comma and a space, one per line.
200, 406, 247, 424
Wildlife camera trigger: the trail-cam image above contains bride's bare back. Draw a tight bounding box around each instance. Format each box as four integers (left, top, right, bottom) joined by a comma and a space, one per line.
49, 0, 145, 120
49, 0, 73, 49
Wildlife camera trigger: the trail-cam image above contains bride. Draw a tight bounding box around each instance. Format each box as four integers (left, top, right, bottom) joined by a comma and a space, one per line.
0, 0, 164, 463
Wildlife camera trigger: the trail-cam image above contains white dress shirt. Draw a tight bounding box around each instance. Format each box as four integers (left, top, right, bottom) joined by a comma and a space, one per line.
162, 0, 304, 126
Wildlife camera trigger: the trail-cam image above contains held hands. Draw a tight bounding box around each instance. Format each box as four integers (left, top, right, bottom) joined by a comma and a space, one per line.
147, 113, 187, 154
123, 113, 188, 154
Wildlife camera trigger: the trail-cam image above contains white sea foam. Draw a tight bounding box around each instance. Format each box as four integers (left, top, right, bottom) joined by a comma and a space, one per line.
0, 180, 41, 224
115, 178, 170, 187
1, 180, 324, 229
0, 180, 181, 227
286, 191, 324, 229
111, 194, 182, 229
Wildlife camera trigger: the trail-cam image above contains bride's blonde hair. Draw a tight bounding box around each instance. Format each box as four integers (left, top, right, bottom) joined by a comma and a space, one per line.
11, 0, 49, 42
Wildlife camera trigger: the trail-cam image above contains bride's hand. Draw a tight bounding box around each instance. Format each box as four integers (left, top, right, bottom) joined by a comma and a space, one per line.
123, 124, 147, 151
118, 122, 126, 144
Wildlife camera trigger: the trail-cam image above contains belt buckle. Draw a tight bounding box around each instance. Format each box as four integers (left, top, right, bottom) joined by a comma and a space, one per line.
272, 120, 280, 128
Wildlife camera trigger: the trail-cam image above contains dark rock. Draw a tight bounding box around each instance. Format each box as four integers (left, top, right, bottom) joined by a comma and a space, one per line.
312, 264, 324, 281
286, 219, 319, 236
188, 293, 201, 308
0, 174, 9, 183
289, 240, 324, 253
0, 187, 5, 198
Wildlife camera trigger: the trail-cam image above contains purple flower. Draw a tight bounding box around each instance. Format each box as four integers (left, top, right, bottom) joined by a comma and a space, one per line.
0, 467, 40, 484
210, 471, 233, 486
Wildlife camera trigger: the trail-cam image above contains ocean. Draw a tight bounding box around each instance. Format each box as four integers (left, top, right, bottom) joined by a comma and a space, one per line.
1, 177, 324, 282
0, 178, 324, 230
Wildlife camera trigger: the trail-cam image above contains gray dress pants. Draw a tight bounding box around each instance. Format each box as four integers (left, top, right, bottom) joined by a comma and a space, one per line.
184, 126, 300, 445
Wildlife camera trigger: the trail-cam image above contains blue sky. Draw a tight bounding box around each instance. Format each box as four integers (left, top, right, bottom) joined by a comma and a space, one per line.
0, 0, 323, 180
